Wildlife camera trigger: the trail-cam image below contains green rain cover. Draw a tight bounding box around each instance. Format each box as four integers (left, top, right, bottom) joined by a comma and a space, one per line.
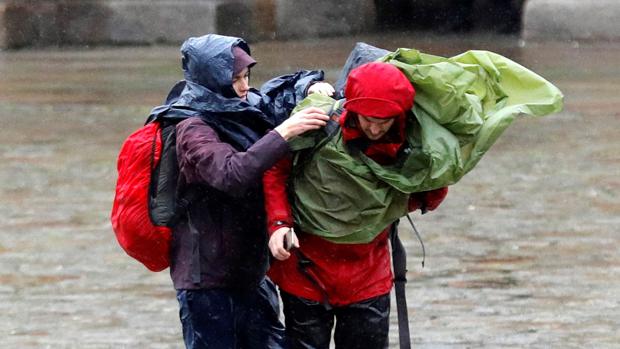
287, 48, 564, 244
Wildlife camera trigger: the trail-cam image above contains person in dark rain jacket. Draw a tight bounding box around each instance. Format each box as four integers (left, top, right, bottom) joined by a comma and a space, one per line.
159, 34, 330, 349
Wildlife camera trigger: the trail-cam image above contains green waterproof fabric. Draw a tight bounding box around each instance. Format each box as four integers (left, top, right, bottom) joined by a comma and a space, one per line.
287, 48, 564, 244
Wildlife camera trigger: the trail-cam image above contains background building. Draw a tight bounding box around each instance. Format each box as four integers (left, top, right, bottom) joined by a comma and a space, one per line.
2, 0, 618, 49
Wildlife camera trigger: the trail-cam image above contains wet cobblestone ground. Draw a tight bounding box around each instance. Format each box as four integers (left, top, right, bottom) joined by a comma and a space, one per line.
1, 33, 619, 348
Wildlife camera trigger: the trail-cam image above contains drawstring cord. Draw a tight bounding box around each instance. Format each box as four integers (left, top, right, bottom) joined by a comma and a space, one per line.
405, 213, 426, 268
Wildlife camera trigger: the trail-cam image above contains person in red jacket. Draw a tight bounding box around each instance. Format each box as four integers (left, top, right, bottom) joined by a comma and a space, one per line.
263, 62, 448, 349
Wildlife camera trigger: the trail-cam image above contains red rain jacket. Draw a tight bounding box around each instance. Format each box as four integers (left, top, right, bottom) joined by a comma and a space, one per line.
264, 62, 447, 305
264, 156, 447, 306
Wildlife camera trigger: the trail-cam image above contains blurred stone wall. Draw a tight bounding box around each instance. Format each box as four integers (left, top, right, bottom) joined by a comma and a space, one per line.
523, 0, 620, 42
2, 0, 110, 48
374, 0, 523, 34
274, 0, 375, 39
0, 0, 375, 48
1, 0, 619, 49
0, 0, 220, 48
0, 1, 5, 47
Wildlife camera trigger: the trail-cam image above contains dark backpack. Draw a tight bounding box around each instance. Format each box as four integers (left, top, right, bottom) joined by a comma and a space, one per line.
110, 82, 194, 271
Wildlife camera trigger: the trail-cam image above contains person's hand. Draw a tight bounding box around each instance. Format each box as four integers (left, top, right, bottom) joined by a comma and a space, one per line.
408, 187, 449, 214
408, 195, 423, 213
269, 227, 299, 261
307, 82, 335, 96
274, 107, 329, 140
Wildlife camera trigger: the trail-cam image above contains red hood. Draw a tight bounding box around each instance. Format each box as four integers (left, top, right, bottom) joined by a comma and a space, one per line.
339, 62, 415, 163
343, 62, 414, 118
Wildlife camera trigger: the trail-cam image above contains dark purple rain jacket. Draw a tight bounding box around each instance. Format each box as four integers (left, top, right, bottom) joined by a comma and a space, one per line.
165, 34, 323, 290
173, 119, 288, 290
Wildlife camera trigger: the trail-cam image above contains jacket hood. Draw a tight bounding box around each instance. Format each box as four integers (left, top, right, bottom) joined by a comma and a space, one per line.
339, 62, 414, 162
181, 34, 252, 95
147, 34, 325, 150
334, 42, 391, 98
343, 62, 415, 118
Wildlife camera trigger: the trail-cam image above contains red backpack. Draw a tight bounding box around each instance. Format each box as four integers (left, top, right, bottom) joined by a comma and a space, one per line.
110, 121, 176, 271
110, 82, 194, 271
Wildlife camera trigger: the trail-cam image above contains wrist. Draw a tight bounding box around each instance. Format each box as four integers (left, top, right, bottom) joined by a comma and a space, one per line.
269, 220, 292, 235
305, 80, 318, 96
274, 125, 292, 141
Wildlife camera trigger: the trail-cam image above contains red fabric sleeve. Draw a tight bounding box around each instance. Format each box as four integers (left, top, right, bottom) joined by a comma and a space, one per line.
423, 187, 448, 212
408, 187, 449, 213
263, 156, 294, 235
407, 192, 424, 212
407, 193, 423, 212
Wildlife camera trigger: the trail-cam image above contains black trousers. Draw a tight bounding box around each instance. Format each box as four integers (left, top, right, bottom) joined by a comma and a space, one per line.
280, 291, 390, 349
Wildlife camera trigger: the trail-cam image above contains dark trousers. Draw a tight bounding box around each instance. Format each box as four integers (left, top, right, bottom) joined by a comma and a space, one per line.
281, 291, 390, 349
176, 278, 286, 349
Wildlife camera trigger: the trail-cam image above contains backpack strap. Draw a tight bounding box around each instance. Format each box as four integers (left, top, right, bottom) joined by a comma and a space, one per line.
391, 214, 427, 349
171, 187, 204, 284
327, 98, 345, 117
390, 221, 412, 349
291, 98, 345, 177
167, 188, 201, 228
313, 98, 344, 150
168, 187, 205, 285
295, 249, 332, 309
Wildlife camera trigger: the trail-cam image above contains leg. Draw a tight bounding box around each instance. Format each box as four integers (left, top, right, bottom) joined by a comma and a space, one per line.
333, 294, 391, 349
280, 291, 334, 349
176, 289, 235, 349
237, 278, 287, 349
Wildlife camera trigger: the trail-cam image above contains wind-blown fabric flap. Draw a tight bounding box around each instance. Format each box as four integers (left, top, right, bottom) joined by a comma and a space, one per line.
380, 48, 564, 184
286, 48, 563, 243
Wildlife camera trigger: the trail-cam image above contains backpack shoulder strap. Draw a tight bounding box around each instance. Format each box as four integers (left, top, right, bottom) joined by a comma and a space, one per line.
390, 221, 412, 349
291, 98, 345, 176
317, 97, 345, 145
167, 188, 201, 228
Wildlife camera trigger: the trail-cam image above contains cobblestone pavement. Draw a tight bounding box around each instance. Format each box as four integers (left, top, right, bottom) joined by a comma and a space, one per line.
1, 34, 618, 348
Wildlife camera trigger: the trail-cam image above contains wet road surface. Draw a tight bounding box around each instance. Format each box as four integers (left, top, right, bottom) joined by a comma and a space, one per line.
1, 33, 619, 348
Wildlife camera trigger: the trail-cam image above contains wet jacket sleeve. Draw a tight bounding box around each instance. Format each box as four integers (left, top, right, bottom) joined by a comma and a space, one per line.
176, 117, 290, 197
258, 70, 325, 125
262, 156, 294, 235
408, 187, 449, 214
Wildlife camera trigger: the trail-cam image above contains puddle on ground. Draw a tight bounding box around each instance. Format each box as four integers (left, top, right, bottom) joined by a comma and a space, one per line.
1, 32, 619, 348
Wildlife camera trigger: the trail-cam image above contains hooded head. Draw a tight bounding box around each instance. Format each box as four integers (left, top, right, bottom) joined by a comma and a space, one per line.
230, 46, 256, 100
343, 62, 414, 119
180, 34, 255, 98
340, 62, 416, 163
232, 46, 256, 76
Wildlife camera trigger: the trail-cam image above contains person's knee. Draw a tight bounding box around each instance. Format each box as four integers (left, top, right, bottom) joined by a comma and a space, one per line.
177, 289, 235, 348
281, 292, 334, 349
239, 280, 287, 349
334, 295, 391, 348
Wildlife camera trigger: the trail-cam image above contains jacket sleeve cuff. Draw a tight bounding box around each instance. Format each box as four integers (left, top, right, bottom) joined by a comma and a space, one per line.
268, 219, 294, 235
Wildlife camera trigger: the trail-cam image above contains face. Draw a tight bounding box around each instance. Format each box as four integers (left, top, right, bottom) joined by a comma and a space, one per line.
356, 114, 396, 141
232, 67, 250, 100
